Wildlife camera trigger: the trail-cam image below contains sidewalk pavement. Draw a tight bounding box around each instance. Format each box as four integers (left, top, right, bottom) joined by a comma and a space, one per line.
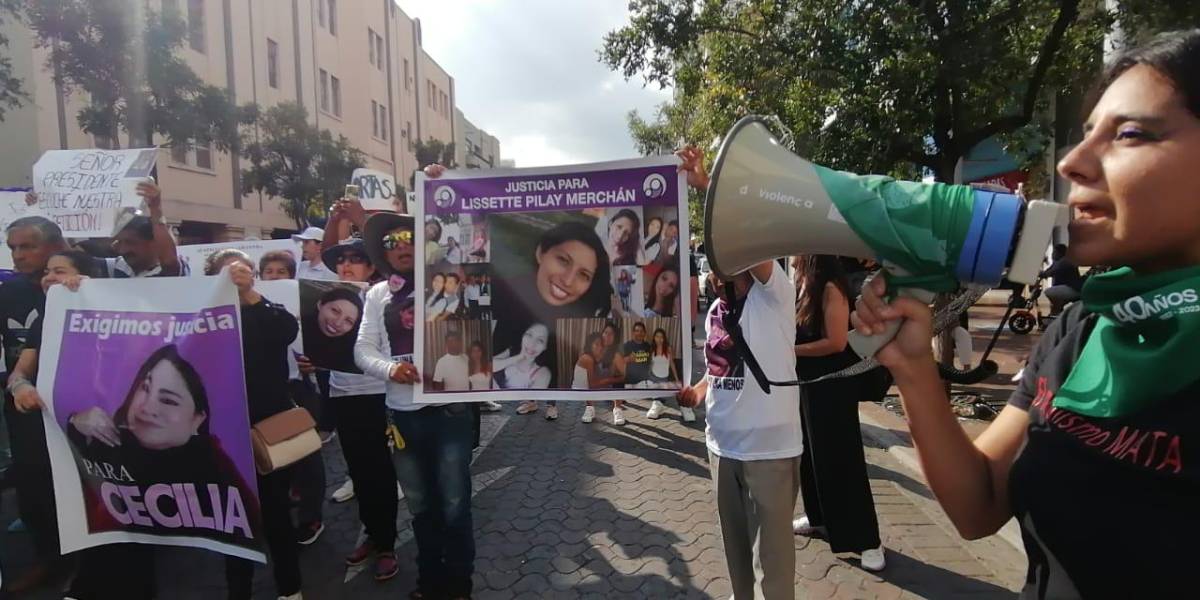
2, 303, 1032, 599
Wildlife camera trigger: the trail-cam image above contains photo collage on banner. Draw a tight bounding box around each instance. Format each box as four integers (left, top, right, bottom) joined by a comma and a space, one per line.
414, 157, 690, 403
36, 275, 266, 562
298, 279, 369, 373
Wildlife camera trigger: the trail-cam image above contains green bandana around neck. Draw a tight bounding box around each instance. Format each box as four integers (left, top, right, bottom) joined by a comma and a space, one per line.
1054, 264, 1200, 418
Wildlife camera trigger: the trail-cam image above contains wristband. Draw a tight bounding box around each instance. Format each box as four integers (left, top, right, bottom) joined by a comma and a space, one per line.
7, 374, 33, 394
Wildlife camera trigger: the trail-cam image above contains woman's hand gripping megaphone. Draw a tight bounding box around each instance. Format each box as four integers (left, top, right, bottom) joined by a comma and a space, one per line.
850, 273, 938, 376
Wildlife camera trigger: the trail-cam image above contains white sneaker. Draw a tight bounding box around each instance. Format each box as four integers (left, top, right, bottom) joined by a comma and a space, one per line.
860, 546, 886, 572
397, 482, 404, 500
481, 401, 503, 412
278, 593, 303, 600
680, 407, 696, 422
612, 407, 626, 426
792, 515, 826, 536
331, 479, 355, 503
1011, 368, 1025, 383
581, 405, 595, 423
646, 400, 666, 419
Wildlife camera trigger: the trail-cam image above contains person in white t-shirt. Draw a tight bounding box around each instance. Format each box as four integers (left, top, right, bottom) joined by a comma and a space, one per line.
678, 259, 802, 600
432, 331, 471, 391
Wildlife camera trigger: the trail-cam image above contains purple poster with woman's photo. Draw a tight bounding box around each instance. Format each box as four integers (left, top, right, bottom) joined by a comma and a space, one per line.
414, 156, 692, 403
37, 276, 265, 562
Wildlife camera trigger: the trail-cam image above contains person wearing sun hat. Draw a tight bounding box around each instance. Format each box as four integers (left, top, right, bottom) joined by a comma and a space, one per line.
356, 208, 478, 600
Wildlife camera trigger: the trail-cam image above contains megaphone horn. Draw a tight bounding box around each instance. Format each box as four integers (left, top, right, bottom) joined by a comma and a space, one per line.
704, 116, 1069, 359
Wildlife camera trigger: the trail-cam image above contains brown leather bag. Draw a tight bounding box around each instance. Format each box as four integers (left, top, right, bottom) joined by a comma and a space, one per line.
250, 407, 320, 475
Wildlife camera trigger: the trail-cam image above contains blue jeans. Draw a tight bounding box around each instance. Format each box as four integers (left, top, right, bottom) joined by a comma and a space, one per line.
389, 404, 476, 597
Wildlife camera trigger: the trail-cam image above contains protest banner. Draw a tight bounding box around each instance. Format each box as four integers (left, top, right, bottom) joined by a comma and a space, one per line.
178, 239, 303, 278
31, 148, 158, 238
298, 279, 368, 373
351, 168, 398, 211
414, 156, 691, 403
37, 275, 265, 561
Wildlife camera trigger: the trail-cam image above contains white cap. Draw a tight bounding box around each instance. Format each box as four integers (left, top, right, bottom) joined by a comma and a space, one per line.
291, 226, 324, 242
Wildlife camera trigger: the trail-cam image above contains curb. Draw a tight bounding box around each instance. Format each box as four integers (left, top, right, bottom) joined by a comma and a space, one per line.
857, 405, 1027, 556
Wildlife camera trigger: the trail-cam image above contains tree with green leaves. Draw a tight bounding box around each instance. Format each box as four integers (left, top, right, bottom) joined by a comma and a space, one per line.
0, 0, 27, 122
603, 0, 1196, 185
241, 102, 365, 229
25, 0, 249, 150
411, 138, 456, 187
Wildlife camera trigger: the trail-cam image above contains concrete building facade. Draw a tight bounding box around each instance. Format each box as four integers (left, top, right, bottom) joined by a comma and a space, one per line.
454, 108, 501, 169
0, 0, 493, 242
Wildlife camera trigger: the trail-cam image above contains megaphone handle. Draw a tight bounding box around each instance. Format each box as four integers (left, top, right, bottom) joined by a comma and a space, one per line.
848, 278, 936, 359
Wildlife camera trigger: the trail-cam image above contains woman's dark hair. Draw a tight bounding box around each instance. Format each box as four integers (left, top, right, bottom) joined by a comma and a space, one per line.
795, 255, 851, 331
115, 345, 210, 437
652, 327, 670, 356
317, 286, 364, 337
646, 264, 681, 317
468, 340, 490, 375
426, 218, 443, 242
259, 250, 297, 278
50, 249, 97, 278
582, 332, 604, 360
609, 209, 641, 265
536, 221, 613, 316
600, 320, 622, 365
644, 216, 663, 250
495, 321, 557, 387
1090, 29, 1200, 118
204, 249, 253, 276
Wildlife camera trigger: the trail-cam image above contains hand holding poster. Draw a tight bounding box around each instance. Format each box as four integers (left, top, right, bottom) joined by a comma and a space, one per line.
37, 275, 265, 561
414, 157, 691, 403
352, 168, 399, 212
32, 148, 158, 237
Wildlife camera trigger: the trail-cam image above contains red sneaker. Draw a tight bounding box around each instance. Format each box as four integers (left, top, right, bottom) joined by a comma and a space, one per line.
345, 541, 374, 566
375, 553, 399, 581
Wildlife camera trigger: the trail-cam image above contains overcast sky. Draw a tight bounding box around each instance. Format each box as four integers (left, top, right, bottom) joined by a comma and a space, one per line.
394, 0, 673, 168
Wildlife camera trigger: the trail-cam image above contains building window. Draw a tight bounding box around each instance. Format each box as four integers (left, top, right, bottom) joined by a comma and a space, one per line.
267, 38, 279, 89
319, 69, 329, 112
187, 0, 205, 53
376, 35, 384, 71
379, 106, 387, 140
406, 121, 413, 151
318, 0, 325, 28
403, 59, 410, 91
327, 0, 337, 36
94, 134, 114, 149
171, 144, 189, 164
368, 29, 376, 66
195, 143, 212, 170
371, 100, 379, 137
331, 75, 341, 116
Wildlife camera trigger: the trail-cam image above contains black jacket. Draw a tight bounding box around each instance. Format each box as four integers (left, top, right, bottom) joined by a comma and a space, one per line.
240, 298, 299, 424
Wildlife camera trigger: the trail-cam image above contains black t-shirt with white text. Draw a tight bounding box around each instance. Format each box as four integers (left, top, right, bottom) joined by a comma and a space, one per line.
0, 274, 45, 374
1007, 303, 1198, 599
622, 340, 652, 385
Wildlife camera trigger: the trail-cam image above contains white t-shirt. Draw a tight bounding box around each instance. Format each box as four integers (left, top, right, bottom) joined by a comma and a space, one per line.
433, 353, 471, 391
465, 284, 481, 302
468, 371, 491, 390
298, 260, 338, 281
703, 263, 802, 461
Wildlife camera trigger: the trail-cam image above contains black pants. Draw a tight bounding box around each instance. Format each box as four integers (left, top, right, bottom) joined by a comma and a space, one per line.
797, 376, 881, 554
68, 544, 157, 600
290, 379, 326, 525
315, 370, 336, 432
335, 393, 397, 550
3, 395, 59, 560
226, 466, 302, 599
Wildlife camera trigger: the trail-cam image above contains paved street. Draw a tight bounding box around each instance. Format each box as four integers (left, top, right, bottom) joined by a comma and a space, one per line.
2, 308, 1031, 599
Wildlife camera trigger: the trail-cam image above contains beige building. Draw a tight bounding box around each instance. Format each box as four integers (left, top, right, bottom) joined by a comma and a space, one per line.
0, 0, 477, 242
454, 108, 502, 169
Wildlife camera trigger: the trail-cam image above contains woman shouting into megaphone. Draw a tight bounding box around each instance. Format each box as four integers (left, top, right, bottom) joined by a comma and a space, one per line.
852, 29, 1200, 600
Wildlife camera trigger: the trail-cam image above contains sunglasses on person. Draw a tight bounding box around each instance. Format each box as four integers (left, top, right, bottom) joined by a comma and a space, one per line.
382, 230, 414, 250
336, 253, 369, 265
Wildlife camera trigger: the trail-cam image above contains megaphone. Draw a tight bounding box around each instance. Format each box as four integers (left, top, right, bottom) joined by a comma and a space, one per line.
705, 116, 1068, 360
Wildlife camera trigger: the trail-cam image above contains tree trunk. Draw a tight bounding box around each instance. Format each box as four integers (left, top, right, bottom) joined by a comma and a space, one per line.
932, 152, 964, 395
